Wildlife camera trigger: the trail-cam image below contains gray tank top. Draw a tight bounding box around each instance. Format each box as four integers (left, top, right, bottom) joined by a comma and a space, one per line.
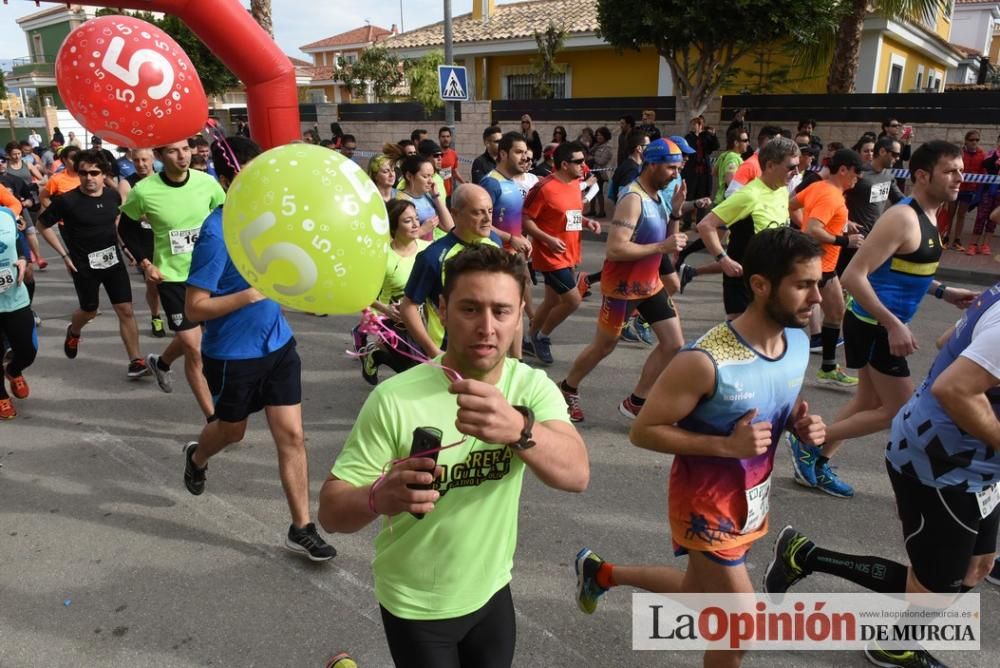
5, 162, 32, 186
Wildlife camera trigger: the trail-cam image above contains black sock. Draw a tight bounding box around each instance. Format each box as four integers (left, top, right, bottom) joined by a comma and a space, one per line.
156, 357, 171, 372
803, 544, 908, 593
560, 380, 577, 394
630, 393, 645, 407
820, 325, 840, 373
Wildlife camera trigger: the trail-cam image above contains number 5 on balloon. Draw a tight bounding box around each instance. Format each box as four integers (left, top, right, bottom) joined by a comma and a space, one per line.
102, 36, 174, 100
240, 212, 318, 296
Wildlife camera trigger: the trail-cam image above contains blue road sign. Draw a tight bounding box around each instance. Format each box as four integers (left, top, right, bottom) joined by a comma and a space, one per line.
438, 65, 469, 102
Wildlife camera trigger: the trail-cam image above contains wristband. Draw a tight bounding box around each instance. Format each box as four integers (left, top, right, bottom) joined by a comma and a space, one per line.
60, 253, 68, 258
834, 235, 850, 248
368, 474, 386, 515
934, 284, 947, 299
715, 252, 728, 261
669, 213, 683, 221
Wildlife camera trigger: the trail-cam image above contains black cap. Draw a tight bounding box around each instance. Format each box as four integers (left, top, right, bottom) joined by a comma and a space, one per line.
417, 139, 442, 156
91, 136, 103, 144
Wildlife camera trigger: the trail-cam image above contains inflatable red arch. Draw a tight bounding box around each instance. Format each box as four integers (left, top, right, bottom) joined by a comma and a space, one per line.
23, 0, 299, 148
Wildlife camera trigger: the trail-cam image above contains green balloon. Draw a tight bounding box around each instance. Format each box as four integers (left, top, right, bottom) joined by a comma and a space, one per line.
223, 144, 389, 314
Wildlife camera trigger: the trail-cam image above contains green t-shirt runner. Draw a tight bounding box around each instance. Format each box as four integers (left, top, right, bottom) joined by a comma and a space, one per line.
378, 239, 430, 304
714, 150, 744, 204
119, 170, 226, 282
331, 358, 570, 620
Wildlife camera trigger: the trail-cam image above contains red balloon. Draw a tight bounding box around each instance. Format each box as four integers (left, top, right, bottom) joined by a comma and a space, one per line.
55, 16, 208, 148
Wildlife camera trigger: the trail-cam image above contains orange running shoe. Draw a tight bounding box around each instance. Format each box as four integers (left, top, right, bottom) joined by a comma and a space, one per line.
0, 398, 15, 419
5, 373, 28, 399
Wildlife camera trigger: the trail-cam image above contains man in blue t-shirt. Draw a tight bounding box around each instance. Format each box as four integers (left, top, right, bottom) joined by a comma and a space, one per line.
182, 136, 336, 562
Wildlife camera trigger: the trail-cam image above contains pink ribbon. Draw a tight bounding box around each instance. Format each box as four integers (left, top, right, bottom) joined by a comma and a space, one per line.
348, 309, 463, 383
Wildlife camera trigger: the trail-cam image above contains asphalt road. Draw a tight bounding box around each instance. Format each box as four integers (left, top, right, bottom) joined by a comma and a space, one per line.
1, 239, 998, 667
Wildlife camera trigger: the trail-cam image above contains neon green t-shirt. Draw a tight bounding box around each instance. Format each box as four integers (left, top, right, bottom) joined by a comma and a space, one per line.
379, 239, 430, 304
714, 151, 743, 204
712, 177, 790, 234
331, 358, 571, 620
119, 170, 226, 282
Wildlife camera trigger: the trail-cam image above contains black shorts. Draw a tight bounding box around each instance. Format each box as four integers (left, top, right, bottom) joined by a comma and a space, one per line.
380, 585, 516, 668
887, 460, 1000, 593
157, 281, 198, 332
842, 310, 909, 377
70, 262, 133, 312
658, 253, 676, 276
202, 338, 302, 423
541, 267, 576, 294
722, 276, 750, 316
818, 271, 837, 289
836, 246, 857, 277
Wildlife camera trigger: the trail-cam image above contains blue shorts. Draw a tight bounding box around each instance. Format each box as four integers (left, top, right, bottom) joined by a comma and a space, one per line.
541, 267, 576, 294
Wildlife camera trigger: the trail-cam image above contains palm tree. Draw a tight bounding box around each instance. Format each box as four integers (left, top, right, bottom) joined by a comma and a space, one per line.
250, 0, 273, 38
825, 0, 948, 93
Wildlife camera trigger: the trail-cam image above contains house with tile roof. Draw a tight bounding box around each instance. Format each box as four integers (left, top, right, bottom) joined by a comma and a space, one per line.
947, 0, 1000, 85
298, 23, 397, 104
378, 0, 968, 99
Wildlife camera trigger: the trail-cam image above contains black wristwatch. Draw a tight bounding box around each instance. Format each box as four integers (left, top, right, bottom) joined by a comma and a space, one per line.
509, 405, 536, 451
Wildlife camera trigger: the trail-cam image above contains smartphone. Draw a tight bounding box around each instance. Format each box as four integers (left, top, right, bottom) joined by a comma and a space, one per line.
407, 426, 442, 519
902, 125, 913, 140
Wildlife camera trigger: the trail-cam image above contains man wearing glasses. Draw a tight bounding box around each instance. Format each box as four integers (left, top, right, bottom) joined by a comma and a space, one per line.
880, 118, 913, 189
697, 137, 801, 319
839, 137, 904, 276
37, 149, 148, 379
715, 127, 748, 204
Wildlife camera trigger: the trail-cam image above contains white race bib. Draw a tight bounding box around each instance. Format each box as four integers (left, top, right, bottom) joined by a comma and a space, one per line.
169, 227, 200, 255
565, 209, 583, 232
976, 484, 1000, 519
741, 475, 771, 534
0, 266, 15, 294
440, 167, 452, 180
870, 181, 890, 204
88, 245, 119, 270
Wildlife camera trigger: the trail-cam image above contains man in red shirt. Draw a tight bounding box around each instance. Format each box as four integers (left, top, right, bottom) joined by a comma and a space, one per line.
523, 142, 601, 365
438, 126, 464, 203
945, 130, 986, 252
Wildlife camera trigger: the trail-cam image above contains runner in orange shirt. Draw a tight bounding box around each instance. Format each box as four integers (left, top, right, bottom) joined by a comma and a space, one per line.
438, 126, 464, 203
40, 146, 82, 210
791, 148, 865, 387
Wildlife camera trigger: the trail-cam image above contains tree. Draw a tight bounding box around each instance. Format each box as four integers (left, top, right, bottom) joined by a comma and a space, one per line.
532, 23, 566, 99
823, 0, 946, 93
405, 50, 445, 113
339, 47, 404, 102
250, 0, 273, 38
596, 0, 842, 118
95, 9, 239, 97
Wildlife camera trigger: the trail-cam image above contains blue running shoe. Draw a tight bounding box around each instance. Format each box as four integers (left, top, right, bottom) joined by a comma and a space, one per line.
636, 317, 654, 345
787, 433, 819, 488
815, 459, 854, 498
620, 316, 641, 343
532, 333, 554, 365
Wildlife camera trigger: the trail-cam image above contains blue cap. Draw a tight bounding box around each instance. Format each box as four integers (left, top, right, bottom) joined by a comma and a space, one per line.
643, 139, 684, 165
669, 135, 696, 154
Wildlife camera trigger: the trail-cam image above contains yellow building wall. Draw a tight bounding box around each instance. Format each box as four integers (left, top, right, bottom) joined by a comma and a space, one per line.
934, 10, 952, 42
877, 37, 948, 92
485, 47, 660, 99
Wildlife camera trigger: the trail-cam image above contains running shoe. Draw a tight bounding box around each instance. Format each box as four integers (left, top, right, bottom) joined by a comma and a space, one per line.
127, 358, 150, 379
679, 263, 696, 293
986, 556, 1000, 586
0, 398, 15, 419
183, 441, 206, 495
285, 523, 337, 562
618, 396, 641, 419
532, 333, 554, 366
150, 316, 165, 338
949, 242, 966, 253
863, 643, 947, 667
815, 459, 855, 498
147, 353, 173, 393
635, 318, 654, 345
63, 324, 80, 359
562, 384, 584, 422
575, 548, 609, 614
36, 258, 48, 271
350, 324, 365, 358
5, 372, 29, 399
325, 653, 357, 668
1, 346, 11, 366
816, 366, 858, 387
763, 525, 813, 595
787, 433, 819, 488
620, 317, 642, 343
361, 351, 379, 386
966, 243, 979, 256
576, 272, 591, 299
981, 243, 992, 255
522, 336, 536, 358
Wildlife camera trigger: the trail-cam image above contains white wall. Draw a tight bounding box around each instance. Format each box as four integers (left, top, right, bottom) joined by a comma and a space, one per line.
951, 6, 998, 53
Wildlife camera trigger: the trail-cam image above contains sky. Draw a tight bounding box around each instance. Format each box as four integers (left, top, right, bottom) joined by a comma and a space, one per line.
0, 0, 522, 64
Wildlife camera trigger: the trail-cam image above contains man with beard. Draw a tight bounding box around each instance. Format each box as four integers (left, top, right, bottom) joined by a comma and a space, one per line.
573, 227, 826, 668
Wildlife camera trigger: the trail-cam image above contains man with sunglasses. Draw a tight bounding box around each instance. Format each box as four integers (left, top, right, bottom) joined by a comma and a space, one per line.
838, 137, 903, 277
697, 137, 801, 319
37, 149, 148, 378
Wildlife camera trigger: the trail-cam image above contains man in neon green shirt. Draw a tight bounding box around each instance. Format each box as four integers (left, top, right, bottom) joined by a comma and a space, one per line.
714, 127, 748, 205
319, 244, 589, 667
120, 139, 226, 418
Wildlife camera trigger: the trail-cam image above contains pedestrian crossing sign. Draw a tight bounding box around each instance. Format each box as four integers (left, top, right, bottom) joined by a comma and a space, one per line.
438, 65, 469, 101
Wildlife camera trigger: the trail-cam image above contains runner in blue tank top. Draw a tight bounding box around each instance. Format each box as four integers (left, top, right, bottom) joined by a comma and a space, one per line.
788, 141, 979, 499
766, 281, 1000, 668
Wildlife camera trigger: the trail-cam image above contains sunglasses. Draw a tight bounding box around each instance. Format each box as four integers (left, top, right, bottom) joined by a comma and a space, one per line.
738, 137, 750, 142
433, 152, 443, 157
568, 158, 586, 165
80, 169, 104, 177
888, 123, 901, 128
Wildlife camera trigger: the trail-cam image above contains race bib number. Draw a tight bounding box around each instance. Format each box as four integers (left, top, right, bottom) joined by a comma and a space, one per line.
440, 167, 452, 180
976, 484, 1000, 518
88, 245, 119, 270
169, 227, 200, 255
741, 476, 771, 534
565, 209, 583, 232
0, 266, 15, 294
870, 181, 891, 204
